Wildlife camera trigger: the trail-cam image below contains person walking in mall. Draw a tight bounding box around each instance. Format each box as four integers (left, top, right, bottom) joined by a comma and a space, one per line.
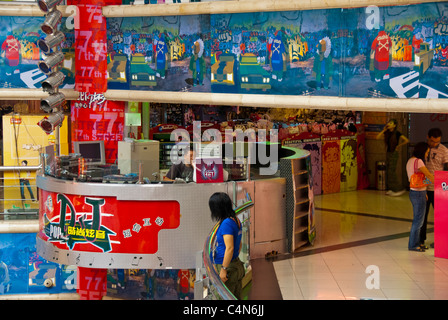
376, 119, 409, 196
209, 192, 245, 299
421, 128, 448, 249
406, 142, 434, 252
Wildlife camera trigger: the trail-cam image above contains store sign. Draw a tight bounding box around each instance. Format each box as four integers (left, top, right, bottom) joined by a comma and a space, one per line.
75, 92, 107, 109
196, 158, 224, 183
38, 190, 181, 254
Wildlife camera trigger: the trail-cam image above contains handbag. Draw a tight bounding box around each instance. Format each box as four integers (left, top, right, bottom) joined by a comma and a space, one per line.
409, 159, 430, 189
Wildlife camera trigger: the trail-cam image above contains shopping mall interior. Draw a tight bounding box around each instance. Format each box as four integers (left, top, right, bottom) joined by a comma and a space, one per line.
252, 190, 448, 300
0, 0, 447, 301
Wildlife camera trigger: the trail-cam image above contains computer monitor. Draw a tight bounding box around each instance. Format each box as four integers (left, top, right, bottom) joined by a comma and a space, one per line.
73, 140, 106, 165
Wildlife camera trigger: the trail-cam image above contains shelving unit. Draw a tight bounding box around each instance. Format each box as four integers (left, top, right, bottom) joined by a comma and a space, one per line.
281, 148, 314, 253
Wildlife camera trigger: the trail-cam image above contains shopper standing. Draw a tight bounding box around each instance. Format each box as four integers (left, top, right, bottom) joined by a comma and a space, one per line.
19, 160, 36, 202
209, 192, 245, 299
376, 119, 409, 196
421, 128, 448, 249
406, 142, 433, 252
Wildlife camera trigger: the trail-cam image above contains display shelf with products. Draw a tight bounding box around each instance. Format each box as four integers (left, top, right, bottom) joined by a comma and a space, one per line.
280, 146, 315, 252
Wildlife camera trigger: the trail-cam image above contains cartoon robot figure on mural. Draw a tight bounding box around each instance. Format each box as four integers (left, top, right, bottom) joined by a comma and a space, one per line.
1, 34, 21, 76
155, 33, 169, 79
313, 36, 333, 90
270, 32, 286, 82
370, 30, 392, 82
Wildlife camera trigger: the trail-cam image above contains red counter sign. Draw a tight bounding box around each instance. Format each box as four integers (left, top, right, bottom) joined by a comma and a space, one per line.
434, 171, 448, 259
38, 190, 180, 254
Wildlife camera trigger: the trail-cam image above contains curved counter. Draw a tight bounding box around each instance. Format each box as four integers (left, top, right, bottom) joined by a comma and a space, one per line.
36, 145, 312, 271
37, 176, 236, 269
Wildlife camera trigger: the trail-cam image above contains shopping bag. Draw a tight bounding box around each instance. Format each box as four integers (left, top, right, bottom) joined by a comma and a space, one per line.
409, 159, 430, 189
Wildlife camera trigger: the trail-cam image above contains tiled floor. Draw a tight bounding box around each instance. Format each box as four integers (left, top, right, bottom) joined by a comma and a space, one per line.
272, 190, 448, 300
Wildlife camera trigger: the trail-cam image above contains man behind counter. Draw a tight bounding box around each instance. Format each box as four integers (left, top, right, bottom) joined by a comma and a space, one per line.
163, 146, 229, 183
164, 147, 196, 182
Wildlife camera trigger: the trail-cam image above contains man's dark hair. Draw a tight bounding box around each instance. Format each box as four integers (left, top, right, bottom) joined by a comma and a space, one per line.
428, 128, 442, 138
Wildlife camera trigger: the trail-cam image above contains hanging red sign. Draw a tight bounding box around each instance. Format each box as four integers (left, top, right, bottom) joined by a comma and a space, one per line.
73, 4, 108, 93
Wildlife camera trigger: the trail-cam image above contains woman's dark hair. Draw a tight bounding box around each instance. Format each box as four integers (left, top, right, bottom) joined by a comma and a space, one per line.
209, 192, 235, 222
388, 119, 398, 127
413, 142, 429, 160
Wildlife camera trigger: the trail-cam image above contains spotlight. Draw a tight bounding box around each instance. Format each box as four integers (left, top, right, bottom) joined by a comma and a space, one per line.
38, 31, 65, 54
38, 0, 63, 13
38, 51, 64, 74
37, 111, 65, 134
41, 9, 62, 35
42, 71, 65, 94
40, 92, 65, 113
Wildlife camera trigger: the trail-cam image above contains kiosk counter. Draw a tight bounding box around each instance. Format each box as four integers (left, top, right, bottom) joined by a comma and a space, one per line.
36, 144, 313, 270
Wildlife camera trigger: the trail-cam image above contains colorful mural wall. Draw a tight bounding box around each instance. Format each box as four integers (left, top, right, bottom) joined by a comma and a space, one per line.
0, 2, 446, 100
0, 233, 76, 296
104, 2, 448, 99
0, 16, 75, 90
107, 268, 195, 300
106, 15, 211, 92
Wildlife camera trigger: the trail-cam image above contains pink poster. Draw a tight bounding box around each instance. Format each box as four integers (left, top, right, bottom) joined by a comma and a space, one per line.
434, 171, 448, 259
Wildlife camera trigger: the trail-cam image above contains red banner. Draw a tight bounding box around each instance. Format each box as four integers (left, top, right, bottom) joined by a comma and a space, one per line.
70, 99, 125, 164
67, 0, 122, 93
38, 190, 181, 254
74, 4, 107, 93
77, 267, 107, 300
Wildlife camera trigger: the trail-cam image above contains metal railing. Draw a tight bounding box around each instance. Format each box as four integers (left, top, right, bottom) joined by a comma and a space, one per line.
0, 165, 41, 221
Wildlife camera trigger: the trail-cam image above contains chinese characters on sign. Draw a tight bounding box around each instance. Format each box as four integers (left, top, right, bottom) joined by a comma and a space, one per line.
123, 217, 164, 238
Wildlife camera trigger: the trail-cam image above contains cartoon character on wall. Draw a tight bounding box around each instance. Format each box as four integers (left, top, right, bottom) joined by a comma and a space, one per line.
370, 30, 392, 82
313, 36, 333, 90
177, 269, 192, 300
322, 140, 340, 194
270, 32, 286, 82
435, 43, 448, 66
155, 33, 169, 79
189, 38, 205, 86
1, 34, 21, 76
340, 138, 358, 192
